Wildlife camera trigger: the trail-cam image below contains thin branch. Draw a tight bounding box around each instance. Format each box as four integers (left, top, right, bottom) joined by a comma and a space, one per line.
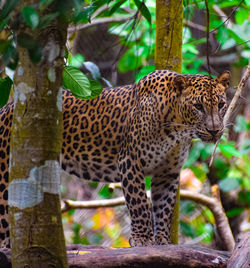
61, 196, 125, 212
212, 5, 233, 29
184, 20, 206, 32
67, 17, 132, 33
210, 0, 244, 34
209, 63, 250, 166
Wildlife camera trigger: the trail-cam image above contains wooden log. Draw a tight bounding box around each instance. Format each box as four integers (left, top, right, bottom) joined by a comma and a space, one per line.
227, 232, 250, 268
0, 244, 230, 268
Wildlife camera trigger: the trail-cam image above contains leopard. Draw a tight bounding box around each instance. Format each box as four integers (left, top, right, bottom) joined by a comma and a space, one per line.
0, 70, 230, 248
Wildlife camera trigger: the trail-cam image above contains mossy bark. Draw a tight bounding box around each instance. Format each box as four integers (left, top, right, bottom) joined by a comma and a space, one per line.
155, 0, 183, 244
155, 0, 183, 72
9, 1, 68, 267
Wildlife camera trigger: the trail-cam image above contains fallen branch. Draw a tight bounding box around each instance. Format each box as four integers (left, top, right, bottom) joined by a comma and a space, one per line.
0, 244, 231, 268
209, 63, 250, 166
227, 232, 250, 268
62, 186, 235, 251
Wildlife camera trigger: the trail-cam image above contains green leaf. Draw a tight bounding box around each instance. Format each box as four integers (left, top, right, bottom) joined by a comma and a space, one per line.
134, 0, 151, 25
71, 53, 85, 68
145, 176, 151, 190
136, 65, 155, 82
28, 46, 42, 63
63, 66, 91, 98
109, 0, 127, 15
2, 45, 19, 70
180, 221, 196, 238
17, 33, 42, 63
198, 223, 213, 243
189, 165, 207, 182
118, 49, 142, 72
0, 0, 21, 21
85, 80, 103, 100
0, 40, 11, 54
203, 208, 214, 223
0, 76, 12, 108
0, 16, 10, 31
88, 181, 98, 188
214, 157, 229, 179
235, 8, 249, 25
74, 5, 95, 23
219, 144, 241, 158
226, 208, 244, 218
183, 142, 204, 168
219, 177, 240, 192
238, 191, 250, 205
17, 33, 39, 49
38, 12, 59, 29
180, 200, 196, 216
200, 144, 214, 160
228, 22, 250, 48
22, 6, 39, 29
234, 115, 250, 132
243, 176, 250, 190
98, 185, 112, 199
73, 0, 84, 16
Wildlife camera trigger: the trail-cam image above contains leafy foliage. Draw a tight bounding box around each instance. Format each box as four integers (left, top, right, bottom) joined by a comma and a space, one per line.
0, 76, 12, 108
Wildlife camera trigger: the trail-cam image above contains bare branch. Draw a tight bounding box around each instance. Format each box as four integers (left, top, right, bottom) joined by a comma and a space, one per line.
212, 5, 233, 29
68, 17, 132, 33
184, 20, 206, 32
209, 63, 250, 166
61, 196, 125, 212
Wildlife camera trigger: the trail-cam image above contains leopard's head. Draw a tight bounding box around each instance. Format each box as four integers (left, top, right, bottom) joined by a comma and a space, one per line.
174, 71, 230, 143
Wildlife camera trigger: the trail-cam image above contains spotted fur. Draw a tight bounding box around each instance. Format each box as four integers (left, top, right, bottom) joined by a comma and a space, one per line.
0, 70, 230, 247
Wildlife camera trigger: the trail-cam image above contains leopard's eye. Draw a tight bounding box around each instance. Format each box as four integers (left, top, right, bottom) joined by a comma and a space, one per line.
218, 102, 225, 109
194, 103, 204, 112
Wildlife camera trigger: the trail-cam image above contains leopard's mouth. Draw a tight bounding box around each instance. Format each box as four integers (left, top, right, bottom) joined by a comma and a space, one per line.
196, 131, 223, 143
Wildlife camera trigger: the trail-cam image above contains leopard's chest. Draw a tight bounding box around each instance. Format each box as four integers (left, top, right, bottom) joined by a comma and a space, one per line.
141, 130, 192, 175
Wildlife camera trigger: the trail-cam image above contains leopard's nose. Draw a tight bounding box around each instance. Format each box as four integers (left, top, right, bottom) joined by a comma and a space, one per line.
206, 129, 219, 136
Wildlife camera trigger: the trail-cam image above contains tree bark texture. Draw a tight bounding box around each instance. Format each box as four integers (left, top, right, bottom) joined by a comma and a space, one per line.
155, 0, 183, 72
155, 0, 183, 244
9, 1, 68, 267
227, 232, 250, 268
0, 244, 231, 268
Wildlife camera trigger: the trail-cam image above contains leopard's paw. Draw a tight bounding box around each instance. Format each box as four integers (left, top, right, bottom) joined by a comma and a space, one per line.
154, 233, 171, 245
129, 233, 154, 247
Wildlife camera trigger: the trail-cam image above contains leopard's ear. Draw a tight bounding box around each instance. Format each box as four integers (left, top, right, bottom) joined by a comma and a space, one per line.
217, 71, 231, 90
173, 75, 189, 93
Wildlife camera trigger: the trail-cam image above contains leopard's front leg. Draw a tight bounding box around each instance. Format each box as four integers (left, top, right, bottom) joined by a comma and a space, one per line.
118, 156, 154, 246
151, 172, 180, 245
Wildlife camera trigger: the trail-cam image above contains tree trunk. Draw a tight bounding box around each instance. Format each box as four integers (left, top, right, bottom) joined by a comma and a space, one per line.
155, 0, 183, 244
155, 0, 183, 72
8, 1, 68, 267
